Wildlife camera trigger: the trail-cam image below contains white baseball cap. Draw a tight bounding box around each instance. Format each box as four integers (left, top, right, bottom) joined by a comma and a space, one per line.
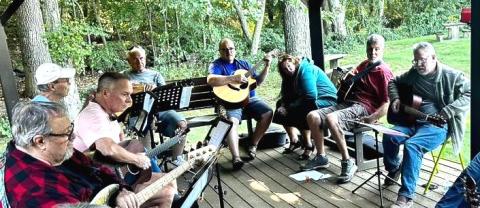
35, 63, 76, 85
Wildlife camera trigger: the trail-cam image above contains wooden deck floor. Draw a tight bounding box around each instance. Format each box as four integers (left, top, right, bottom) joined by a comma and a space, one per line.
194, 145, 463, 208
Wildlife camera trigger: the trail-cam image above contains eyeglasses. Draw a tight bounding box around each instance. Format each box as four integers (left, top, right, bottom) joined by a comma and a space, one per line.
47, 123, 74, 141
220, 47, 235, 52
412, 58, 430, 66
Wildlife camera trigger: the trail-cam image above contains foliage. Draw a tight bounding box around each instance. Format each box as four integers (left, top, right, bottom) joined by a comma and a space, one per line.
0, 116, 12, 139
45, 21, 107, 73
89, 42, 129, 72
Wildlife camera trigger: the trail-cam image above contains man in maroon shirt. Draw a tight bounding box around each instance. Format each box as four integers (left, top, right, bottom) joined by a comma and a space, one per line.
3, 101, 175, 208
301, 34, 394, 184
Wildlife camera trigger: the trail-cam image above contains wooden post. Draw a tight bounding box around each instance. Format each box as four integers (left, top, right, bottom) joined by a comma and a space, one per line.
0, 24, 19, 123
308, 0, 325, 71
471, 1, 479, 158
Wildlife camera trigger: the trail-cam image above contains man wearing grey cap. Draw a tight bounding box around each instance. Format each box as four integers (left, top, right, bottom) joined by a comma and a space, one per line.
33, 63, 75, 102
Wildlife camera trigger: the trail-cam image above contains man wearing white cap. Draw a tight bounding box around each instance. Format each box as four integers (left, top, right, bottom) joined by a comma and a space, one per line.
33, 63, 75, 102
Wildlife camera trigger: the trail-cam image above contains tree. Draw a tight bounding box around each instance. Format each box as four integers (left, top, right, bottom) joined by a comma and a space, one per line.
17, 0, 52, 97
250, 0, 266, 55
328, 0, 347, 38
42, 0, 61, 32
233, 0, 252, 46
282, 1, 311, 58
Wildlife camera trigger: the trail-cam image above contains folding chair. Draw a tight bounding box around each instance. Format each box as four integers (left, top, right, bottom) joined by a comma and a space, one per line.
423, 137, 466, 194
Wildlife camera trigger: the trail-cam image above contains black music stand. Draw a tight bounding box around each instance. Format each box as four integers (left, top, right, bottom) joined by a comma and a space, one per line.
349, 120, 409, 208
174, 117, 233, 208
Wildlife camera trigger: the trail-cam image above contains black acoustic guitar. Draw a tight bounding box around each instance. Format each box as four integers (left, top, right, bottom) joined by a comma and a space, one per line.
336, 61, 381, 102
387, 85, 446, 127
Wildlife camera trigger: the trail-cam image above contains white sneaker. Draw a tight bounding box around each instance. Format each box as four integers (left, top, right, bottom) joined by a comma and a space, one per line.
390, 196, 413, 208
172, 156, 186, 166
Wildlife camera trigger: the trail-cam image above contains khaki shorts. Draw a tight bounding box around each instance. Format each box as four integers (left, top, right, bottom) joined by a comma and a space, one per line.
313, 102, 369, 133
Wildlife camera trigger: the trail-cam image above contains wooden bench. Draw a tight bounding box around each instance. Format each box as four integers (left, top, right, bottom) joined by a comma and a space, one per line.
443, 22, 467, 40
161, 77, 253, 135
324, 54, 347, 70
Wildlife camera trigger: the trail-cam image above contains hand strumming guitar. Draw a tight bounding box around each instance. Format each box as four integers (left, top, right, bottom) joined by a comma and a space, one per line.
391, 99, 401, 113
230, 74, 248, 84
134, 153, 151, 170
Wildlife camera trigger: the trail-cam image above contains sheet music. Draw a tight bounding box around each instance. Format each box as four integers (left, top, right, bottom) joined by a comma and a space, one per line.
346, 119, 409, 138
208, 120, 231, 148
180, 86, 192, 108
143, 93, 155, 112
180, 167, 209, 208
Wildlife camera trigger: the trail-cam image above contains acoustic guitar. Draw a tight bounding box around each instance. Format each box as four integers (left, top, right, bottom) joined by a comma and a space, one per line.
90, 145, 215, 206
387, 85, 446, 127
336, 61, 381, 102
212, 49, 279, 108
94, 129, 189, 186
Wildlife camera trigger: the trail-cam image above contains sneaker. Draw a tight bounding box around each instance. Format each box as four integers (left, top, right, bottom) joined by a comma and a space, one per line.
172, 156, 186, 167
390, 196, 413, 208
300, 154, 329, 171
383, 167, 401, 187
337, 159, 358, 184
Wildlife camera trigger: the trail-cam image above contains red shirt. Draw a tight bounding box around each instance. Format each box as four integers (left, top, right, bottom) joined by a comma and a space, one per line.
348, 60, 393, 114
5, 142, 123, 207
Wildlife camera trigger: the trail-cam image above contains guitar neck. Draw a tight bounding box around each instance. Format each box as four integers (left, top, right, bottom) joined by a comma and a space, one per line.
135, 160, 193, 204
146, 135, 183, 158
402, 105, 426, 119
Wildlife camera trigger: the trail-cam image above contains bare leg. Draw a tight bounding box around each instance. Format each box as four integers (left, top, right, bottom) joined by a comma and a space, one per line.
227, 118, 241, 160
284, 126, 299, 145
325, 112, 349, 160
172, 120, 188, 157
250, 111, 273, 146
307, 111, 326, 155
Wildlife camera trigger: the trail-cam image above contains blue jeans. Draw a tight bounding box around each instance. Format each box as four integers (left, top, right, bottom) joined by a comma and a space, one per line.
383, 122, 448, 199
436, 153, 480, 208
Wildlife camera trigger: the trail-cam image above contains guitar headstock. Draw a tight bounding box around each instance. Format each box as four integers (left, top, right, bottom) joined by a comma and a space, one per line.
186, 145, 216, 167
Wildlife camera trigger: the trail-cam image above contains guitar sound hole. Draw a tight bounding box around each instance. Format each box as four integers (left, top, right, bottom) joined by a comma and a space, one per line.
127, 165, 140, 175
239, 83, 248, 89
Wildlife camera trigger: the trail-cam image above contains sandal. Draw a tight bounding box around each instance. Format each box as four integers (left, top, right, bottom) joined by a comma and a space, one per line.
298, 144, 314, 160
232, 157, 244, 171
282, 141, 302, 154
247, 145, 257, 160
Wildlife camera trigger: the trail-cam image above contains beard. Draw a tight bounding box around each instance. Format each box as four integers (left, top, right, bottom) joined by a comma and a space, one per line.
62, 144, 74, 161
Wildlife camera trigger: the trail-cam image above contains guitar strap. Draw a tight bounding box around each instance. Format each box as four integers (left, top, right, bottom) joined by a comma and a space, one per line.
345, 61, 382, 86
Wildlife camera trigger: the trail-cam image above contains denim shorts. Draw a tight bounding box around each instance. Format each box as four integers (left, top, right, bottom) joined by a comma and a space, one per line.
227, 96, 272, 122
155, 110, 186, 137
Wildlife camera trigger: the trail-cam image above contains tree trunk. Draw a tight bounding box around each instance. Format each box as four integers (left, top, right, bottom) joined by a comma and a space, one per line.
250, 0, 266, 55
378, 0, 384, 23
322, 0, 331, 37
146, 3, 156, 65
92, 0, 107, 45
233, 0, 252, 46
17, 0, 52, 97
328, 0, 347, 38
282, 1, 311, 58
42, 0, 61, 32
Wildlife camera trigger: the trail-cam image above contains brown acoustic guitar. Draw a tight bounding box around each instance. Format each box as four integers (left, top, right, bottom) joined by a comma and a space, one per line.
93, 129, 189, 186
387, 85, 446, 127
212, 49, 279, 108
90, 145, 215, 206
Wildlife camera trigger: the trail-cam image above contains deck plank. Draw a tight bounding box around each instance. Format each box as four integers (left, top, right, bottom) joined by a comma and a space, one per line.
192, 142, 463, 208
